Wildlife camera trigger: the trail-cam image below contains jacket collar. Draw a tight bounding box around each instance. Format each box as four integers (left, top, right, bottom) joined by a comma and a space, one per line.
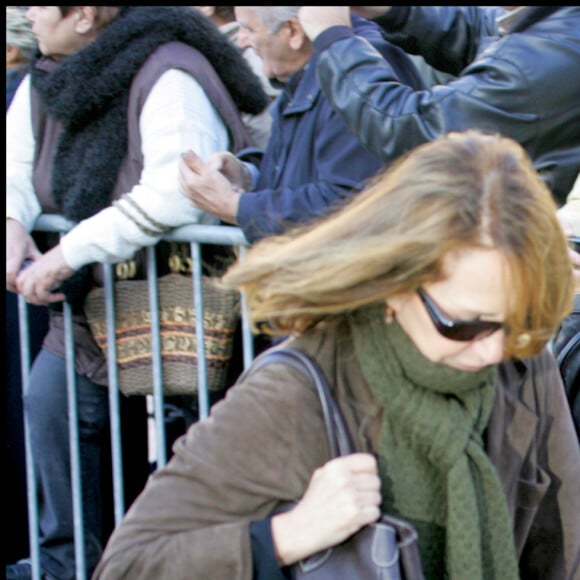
485, 356, 540, 494
279, 56, 321, 116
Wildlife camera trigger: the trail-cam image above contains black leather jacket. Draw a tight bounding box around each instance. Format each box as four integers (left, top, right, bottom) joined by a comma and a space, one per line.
313, 6, 580, 206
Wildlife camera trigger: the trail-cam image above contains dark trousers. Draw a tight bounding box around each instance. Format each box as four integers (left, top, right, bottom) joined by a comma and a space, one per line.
5, 291, 49, 567
25, 350, 109, 579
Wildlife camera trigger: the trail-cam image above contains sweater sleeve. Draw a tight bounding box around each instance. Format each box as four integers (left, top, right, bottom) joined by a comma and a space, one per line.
59, 69, 229, 270
6, 75, 42, 232
250, 518, 293, 580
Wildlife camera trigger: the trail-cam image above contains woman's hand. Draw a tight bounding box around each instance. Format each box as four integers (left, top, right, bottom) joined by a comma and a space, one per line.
271, 453, 381, 565
6, 218, 42, 293
15, 245, 72, 305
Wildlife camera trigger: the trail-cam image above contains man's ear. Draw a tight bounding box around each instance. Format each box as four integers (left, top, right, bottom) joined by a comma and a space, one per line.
287, 18, 309, 51
75, 6, 97, 35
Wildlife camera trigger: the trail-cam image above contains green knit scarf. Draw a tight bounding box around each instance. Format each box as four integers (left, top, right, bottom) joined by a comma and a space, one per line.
349, 306, 519, 580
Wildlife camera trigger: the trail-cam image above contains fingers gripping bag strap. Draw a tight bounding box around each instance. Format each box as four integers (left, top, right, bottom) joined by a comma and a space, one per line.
247, 347, 425, 580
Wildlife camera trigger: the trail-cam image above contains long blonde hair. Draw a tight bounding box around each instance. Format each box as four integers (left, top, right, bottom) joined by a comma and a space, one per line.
223, 131, 574, 358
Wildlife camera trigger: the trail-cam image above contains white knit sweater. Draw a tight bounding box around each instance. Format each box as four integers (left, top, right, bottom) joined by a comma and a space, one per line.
6, 69, 228, 270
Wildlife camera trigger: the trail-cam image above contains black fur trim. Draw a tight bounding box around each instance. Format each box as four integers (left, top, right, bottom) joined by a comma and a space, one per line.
31, 6, 268, 223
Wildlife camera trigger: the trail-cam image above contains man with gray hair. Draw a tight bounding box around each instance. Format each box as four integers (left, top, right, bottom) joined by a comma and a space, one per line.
179, 6, 426, 244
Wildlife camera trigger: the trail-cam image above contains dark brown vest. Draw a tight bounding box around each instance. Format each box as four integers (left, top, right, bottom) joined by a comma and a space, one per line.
32, 42, 252, 384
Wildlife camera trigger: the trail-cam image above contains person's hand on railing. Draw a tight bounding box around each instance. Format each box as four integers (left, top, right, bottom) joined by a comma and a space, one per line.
6, 218, 42, 294
179, 150, 243, 225
15, 244, 72, 305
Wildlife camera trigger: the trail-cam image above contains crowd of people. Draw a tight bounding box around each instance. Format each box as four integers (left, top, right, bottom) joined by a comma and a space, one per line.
6, 5, 266, 579
6, 6, 580, 580
5, 5, 51, 571
179, 6, 425, 243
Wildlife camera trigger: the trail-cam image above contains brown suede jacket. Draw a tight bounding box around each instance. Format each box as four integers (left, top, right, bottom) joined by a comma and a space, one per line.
94, 319, 580, 580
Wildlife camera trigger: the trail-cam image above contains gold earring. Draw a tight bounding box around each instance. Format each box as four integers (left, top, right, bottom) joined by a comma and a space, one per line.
385, 305, 395, 324
514, 333, 531, 349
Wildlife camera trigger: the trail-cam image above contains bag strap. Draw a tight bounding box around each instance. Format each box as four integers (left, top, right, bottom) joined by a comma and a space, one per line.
556, 333, 580, 368
248, 347, 355, 458
251, 348, 426, 580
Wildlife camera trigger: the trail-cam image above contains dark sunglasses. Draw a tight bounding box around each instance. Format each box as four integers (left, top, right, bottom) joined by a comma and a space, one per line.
417, 288, 505, 342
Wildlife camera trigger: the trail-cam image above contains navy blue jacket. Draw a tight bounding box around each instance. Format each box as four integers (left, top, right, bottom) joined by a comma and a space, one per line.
236, 15, 425, 243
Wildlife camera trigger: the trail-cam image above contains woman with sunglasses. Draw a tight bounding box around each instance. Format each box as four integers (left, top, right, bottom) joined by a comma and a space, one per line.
94, 131, 579, 580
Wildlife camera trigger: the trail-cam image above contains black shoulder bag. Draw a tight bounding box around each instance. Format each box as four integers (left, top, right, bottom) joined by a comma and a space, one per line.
253, 347, 425, 580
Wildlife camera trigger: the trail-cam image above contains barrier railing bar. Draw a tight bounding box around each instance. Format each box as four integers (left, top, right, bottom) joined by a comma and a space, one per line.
146, 245, 168, 469
102, 262, 126, 524
63, 301, 86, 580
238, 245, 255, 369
17, 295, 41, 580
22, 215, 253, 575
33, 216, 249, 247
191, 242, 209, 419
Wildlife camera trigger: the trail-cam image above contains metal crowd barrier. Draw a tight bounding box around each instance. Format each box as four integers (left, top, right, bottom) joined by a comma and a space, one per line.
16, 215, 253, 580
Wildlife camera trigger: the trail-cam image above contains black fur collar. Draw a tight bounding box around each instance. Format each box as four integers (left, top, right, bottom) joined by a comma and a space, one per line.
31, 6, 268, 222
